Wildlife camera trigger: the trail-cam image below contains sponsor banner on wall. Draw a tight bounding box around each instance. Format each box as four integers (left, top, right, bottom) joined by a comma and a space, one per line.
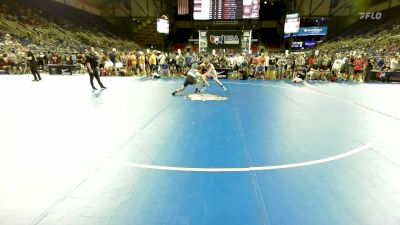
284, 26, 327, 38
207, 31, 242, 49
291, 42, 303, 48
304, 41, 317, 48
297, 26, 327, 36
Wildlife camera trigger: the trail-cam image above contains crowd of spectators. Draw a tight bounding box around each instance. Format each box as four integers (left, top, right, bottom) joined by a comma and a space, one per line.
1, 0, 399, 82
122, 48, 398, 82
0, 0, 137, 74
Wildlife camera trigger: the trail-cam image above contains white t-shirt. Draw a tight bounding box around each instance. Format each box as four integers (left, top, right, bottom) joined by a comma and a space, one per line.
115, 62, 123, 69
264, 56, 270, 67
390, 58, 398, 70
104, 61, 113, 69
228, 56, 236, 67
236, 55, 245, 67
158, 54, 166, 65
332, 59, 343, 71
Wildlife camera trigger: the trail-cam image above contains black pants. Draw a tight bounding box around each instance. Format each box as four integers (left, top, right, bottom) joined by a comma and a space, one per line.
30, 65, 41, 80
89, 68, 105, 89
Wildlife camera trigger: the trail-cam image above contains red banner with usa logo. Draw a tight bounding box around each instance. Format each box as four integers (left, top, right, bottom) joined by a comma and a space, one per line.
207, 31, 242, 49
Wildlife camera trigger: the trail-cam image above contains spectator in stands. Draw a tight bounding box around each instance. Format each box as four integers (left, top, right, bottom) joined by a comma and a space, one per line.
125, 51, 133, 76
176, 53, 184, 75
115, 59, 124, 76
76, 51, 86, 73
353, 54, 366, 82
37, 52, 45, 70
210, 54, 220, 68
109, 48, 117, 68
266, 54, 276, 80
103, 56, 113, 76
131, 51, 138, 76
285, 53, 294, 79
389, 54, 399, 72
332, 54, 343, 78
184, 51, 193, 72
158, 52, 169, 77
276, 54, 287, 80
234, 53, 245, 77
168, 52, 177, 76
219, 54, 228, 68
71, 52, 77, 64
149, 51, 157, 78
138, 51, 146, 76
15, 49, 26, 74
6, 51, 18, 74
377, 55, 385, 70
306, 54, 315, 70
341, 55, 351, 80
320, 54, 332, 80
0, 53, 9, 74
51, 52, 59, 64
255, 53, 266, 80
293, 66, 306, 82
295, 54, 306, 68
145, 52, 151, 77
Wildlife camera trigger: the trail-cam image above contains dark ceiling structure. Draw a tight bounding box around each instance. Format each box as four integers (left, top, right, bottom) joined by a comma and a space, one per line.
54, 0, 399, 18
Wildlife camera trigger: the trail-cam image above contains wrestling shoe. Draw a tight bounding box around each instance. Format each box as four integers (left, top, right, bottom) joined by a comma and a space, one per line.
172, 91, 176, 96
101, 86, 107, 89
223, 86, 227, 91
200, 87, 207, 92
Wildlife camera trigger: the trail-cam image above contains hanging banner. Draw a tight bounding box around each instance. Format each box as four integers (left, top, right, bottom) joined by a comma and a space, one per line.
207, 31, 242, 49
297, 26, 328, 36
304, 41, 317, 48
291, 42, 303, 48
284, 26, 328, 38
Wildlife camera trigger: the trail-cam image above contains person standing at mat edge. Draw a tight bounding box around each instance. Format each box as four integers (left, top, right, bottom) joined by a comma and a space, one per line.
86, 46, 106, 90
26, 49, 41, 81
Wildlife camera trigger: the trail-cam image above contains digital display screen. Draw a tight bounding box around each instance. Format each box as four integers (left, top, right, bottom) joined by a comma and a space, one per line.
284, 13, 300, 34
194, 0, 260, 20
283, 26, 328, 38
157, 18, 169, 34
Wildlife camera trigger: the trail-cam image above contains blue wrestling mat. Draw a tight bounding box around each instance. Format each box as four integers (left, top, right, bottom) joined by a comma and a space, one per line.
0, 75, 399, 225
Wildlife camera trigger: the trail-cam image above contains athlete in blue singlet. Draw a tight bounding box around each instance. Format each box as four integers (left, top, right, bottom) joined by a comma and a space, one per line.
172, 65, 204, 96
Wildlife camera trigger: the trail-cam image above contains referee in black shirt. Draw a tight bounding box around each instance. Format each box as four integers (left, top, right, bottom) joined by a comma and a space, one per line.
27, 49, 41, 81
85, 46, 106, 90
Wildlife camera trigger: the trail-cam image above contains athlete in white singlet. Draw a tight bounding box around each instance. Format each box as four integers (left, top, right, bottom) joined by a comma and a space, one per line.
201, 61, 227, 91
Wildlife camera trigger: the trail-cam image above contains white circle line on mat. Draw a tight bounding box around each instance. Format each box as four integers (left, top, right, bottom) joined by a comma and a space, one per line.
114, 139, 378, 172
